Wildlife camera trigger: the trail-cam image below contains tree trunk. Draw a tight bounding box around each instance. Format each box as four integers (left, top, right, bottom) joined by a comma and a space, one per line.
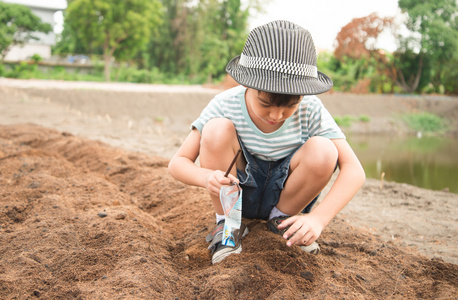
103, 35, 111, 82
395, 55, 423, 93
104, 54, 111, 82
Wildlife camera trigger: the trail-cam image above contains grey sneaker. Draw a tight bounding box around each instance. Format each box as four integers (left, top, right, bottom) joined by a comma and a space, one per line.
206, 220, 249, 264
267, 216, 321, 255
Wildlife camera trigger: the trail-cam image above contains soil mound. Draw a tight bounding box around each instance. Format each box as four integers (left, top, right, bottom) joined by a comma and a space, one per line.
1, 123, 456, 299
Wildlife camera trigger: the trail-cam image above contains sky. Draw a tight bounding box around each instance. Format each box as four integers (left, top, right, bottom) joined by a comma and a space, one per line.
247, 0, 405, 51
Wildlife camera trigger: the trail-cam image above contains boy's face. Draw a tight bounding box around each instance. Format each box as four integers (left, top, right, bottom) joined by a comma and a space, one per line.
246, 89, 301, 127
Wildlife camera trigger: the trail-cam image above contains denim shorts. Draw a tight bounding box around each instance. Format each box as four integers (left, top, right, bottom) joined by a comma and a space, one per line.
236, 140, 318, 220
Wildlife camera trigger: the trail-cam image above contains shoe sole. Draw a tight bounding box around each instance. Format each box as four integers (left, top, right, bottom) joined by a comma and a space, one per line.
299, 242, 321, 255
212, 226, 249, 264
268, 217, 321, 255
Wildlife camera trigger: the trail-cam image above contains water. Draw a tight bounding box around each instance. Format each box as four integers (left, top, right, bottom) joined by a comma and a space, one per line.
347, 135, 458, 194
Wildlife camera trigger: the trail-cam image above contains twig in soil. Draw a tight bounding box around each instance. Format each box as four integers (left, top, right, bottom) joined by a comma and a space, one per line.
282, 260, 293, 271
390, 268, 405, 299
270, 281, 285, 295
224, 149, 242, 177
380, 172, 385, 189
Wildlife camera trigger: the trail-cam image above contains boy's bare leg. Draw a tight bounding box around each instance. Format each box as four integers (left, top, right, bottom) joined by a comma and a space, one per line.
199, 118, 242, 215
276, 136, 338, 215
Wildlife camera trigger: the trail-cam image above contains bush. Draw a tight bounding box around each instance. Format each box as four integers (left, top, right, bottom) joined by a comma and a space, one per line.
334, 115, 371, 127
334, 115, 357, 127
7, 62, 39, 78
402, 112, 447, 133
359, 115, 370, 122
30, 54, 43, 64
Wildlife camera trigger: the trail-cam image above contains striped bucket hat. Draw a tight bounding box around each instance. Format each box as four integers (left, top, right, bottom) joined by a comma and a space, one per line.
226, 20, 333, 95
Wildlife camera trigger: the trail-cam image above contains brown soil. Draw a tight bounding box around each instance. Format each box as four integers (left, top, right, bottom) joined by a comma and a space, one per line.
0, 79, 457, 299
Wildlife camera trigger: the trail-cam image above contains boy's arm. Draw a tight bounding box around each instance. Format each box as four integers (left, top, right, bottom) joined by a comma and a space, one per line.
280, 138, 365, 246
168, 129, 235, 195
168, 129, 211, 188
309, 138, 365, 225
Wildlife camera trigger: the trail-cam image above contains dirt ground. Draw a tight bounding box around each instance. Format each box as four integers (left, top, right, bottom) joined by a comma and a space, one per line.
0, 78, 457, 299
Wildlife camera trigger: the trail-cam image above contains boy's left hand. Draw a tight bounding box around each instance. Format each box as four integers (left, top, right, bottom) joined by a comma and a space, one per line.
277, 214, 324, 247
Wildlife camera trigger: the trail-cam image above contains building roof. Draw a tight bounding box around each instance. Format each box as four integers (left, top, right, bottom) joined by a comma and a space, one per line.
1, 0, 67, 11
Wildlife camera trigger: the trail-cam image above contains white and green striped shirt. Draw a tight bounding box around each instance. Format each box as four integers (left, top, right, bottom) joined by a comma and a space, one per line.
192, 86, 345, 161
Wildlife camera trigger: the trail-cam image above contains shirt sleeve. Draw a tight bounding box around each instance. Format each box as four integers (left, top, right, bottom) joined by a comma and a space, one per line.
191, 96, 225, 134
306, 96, 346, 139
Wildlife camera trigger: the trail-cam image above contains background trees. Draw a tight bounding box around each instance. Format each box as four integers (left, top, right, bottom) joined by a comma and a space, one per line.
57, 0, 255, 83
2, 0, 456, 94
398, 0, 458, 94
330, 0, 457, 94
64, 0, 163, 81
333, 13, 394, 93
0, 2, 52, 62
147, 0, 251, 83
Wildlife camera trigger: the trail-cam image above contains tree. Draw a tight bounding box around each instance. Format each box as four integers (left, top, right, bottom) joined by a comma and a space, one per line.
197, 0, 250, 81
0, 2, 52, 62
334, 13, 394, 60
147, 0, 195, 76
398, 0, 458, 94
391, 49, 432, 94
65, 0, 163, 81
147, 0, 266, 82
333, 13, 395, 92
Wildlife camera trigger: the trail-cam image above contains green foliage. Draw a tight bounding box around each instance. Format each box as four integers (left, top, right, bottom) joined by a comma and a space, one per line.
334, 116, 356, 127
321, 0, 458, 95
334, 115, 371, 127
399, 0, 458, 60
398, 0, 458, 94
147, 0, 253, 83
53, 18, 95, 55
2, 61, 105, 81
113, 65, 198, 84
402, 112, 447, 133
5, 62, 39, 78
3, 0, 455, 94
0, 2, 52, 61
318, 52, 385, 93
30, 54, 43, 64
359, 115, 371, 123
389, 50, 432, 94
198, 0, 249, 81
65, 0, 163, 81
1, 61, 202, 84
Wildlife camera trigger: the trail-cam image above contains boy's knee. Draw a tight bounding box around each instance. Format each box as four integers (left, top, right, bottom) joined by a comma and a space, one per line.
201, 118, 236, 150
295, 137, 338, 173
310, 136, 337, 164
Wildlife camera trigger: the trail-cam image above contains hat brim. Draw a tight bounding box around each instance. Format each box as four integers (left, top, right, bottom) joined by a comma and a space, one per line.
226, 55, 333, 95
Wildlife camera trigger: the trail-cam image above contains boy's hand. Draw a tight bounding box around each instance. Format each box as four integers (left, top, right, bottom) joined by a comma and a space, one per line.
205, 170, 238, 198
277, 214, 324, 247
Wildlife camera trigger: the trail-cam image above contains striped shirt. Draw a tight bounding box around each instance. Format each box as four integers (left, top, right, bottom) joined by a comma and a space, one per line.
192, 86, 345, 161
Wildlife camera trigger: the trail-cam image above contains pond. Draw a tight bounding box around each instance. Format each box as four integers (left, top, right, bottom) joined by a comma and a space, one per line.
347, 135, 458, 194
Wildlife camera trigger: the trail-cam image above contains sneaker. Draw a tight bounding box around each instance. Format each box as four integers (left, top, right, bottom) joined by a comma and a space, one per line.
206, 220, 249, 264
267, 216, 321, 255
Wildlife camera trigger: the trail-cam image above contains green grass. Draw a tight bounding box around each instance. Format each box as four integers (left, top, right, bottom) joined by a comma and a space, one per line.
0, 62, 209, 85
334, 115, 371, 127
402, 112, 447, 133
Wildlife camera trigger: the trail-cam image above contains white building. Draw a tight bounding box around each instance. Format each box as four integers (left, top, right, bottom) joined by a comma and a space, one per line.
1, 0, 67, 61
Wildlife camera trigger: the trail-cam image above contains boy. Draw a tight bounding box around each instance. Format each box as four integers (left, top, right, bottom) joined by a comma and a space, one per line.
168, 20, 365, 264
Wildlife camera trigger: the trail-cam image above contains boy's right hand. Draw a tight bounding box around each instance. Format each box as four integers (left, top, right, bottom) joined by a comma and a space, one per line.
205, 170, 238, 198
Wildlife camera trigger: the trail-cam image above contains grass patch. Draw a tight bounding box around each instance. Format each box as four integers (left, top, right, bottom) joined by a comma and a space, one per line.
359, 115, 370, 123
402, 112, 447, 133
334, 115, 371, 127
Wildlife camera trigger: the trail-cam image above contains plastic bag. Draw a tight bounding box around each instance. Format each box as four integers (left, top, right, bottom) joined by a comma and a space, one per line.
219, 183, 242, 247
